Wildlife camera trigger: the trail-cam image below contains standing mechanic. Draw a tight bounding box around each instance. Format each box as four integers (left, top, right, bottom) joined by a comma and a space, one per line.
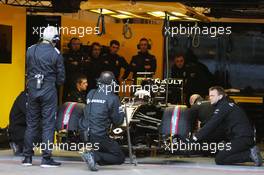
63, 38, 88, 101
193, 86, 263, 166
101, 40, 130, 82
79, 71, 125, 171
130, 38, 157, 79
22, 26, 65, 167
87, 42, 103, 91
171, 53, 190, 79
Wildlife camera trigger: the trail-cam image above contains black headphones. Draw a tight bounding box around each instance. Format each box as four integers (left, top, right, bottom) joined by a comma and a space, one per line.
67, 37, 82, 49
137, 38, 151, 50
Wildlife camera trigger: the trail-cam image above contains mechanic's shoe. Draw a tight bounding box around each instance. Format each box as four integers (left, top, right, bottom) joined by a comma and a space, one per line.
250, 146, 263, 166
22, 156, 32, 166
81, 151, 98, 171
40, 158, 61, 168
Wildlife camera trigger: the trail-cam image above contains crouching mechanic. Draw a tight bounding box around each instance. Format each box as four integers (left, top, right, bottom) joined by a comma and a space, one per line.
192, 86, 263, 166
79, 71, 125, 171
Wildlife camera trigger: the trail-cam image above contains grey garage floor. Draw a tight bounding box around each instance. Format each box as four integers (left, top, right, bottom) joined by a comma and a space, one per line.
0, 149, 264, 175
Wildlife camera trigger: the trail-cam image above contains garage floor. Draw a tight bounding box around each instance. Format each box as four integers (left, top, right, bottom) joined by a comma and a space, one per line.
0, 149, 264, 175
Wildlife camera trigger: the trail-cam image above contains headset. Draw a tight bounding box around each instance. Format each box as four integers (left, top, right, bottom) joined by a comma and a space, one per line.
67, 37, 82, 50
137, 38, 151, 50
42, 26, 60, 45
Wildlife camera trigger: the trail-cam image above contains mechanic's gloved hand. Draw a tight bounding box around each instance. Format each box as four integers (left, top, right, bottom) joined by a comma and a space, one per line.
190, 135, 198, 142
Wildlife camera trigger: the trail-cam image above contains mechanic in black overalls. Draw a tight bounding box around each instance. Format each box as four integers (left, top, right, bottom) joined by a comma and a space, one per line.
101, 40, 130, 82
79, 71, 125, 171
129, 38, 157, 80
22, 26, 65, 167
187, 94, 226, 156
86, 42, 103, 91
193, 86, 262, 166
9, 90, 27, 156
63, 37, 89, 101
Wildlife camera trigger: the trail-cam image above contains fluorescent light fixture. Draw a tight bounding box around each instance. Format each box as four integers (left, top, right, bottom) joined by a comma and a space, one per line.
117, 10, 134, 15
158, 16, 181, 20
171, 12, 187, 17
111, 14, 132, 19
147, 11, 182, 20
147, 11, 165, 17
90, 9, 115, 14
184, 17, 199, 21
169, 16, 181, 20
117, 10, 146, 18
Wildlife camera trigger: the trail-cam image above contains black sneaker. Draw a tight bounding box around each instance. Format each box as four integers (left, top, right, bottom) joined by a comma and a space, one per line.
250, 146, 263, 166
22, 156, 32, 166
40, 158, 61, 168
81, 151, 98, 171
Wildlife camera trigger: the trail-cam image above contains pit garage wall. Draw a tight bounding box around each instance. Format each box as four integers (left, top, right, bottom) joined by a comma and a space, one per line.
0, 13, 163, 127
0, 5, 26, 128
61, 16, 164, 80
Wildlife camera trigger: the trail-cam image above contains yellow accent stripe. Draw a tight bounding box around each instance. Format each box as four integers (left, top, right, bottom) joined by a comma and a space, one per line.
229, 96, 263, 104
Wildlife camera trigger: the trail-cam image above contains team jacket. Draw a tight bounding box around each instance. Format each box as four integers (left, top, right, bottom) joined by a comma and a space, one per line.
130, 51, 157, 78
26, 43, 65, 87
80, 85, 125, 136
196, 97, 254, 140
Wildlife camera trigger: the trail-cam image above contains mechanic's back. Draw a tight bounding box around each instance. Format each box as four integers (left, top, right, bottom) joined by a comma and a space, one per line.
26, 42, 64, 88
82, 80, 124, 136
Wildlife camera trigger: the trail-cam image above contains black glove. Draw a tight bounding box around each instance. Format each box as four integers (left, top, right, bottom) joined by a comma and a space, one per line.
189, 135, 198, 142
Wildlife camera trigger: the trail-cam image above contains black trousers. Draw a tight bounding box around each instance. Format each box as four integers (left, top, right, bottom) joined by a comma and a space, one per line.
23, 85, 57, 158
215, 137, 254, 165
90, 135, 125, 166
